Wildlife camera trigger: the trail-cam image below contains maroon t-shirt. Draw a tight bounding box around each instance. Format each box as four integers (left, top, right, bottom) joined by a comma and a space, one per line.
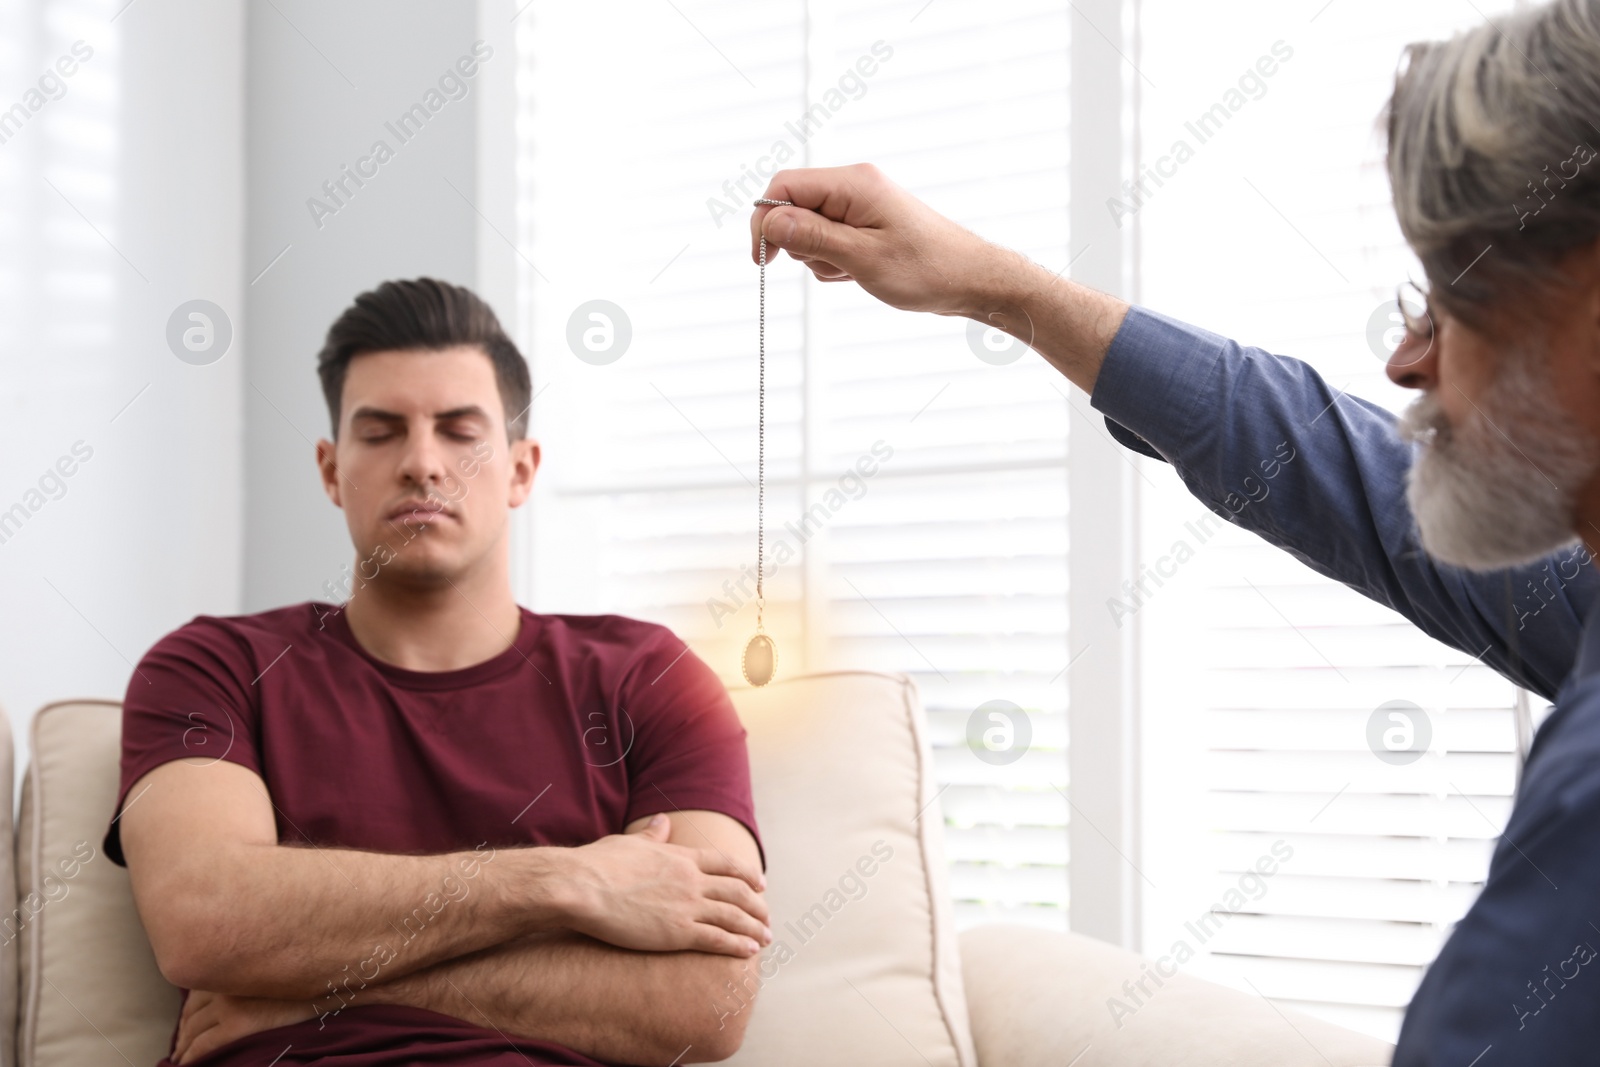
102, 601, 763, 1067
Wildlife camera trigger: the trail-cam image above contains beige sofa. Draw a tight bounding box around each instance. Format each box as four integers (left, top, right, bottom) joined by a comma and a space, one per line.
4, 675, 1394, 1066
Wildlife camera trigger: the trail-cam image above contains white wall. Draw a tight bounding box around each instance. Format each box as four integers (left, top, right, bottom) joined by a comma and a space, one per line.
0, 0, 520, 778
0, 0, 246, 776
243, 0, 505, 611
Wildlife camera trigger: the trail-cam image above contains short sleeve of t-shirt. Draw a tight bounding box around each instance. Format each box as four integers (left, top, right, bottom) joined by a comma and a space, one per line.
615, 626, 765, 872
103, 616, 264, 866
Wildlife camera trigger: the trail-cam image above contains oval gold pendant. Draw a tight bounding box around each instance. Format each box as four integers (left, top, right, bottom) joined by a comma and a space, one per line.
742, 632, 777, 687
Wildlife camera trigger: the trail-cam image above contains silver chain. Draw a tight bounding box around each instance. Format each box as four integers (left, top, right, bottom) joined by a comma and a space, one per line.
753, 198, 792, 632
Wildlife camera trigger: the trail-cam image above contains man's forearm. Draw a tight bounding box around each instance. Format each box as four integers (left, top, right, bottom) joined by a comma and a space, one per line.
346, 929, 760, 1065
963, 245, 1130, 396
150, 838, 572, 1000
125, 761, 586, 1000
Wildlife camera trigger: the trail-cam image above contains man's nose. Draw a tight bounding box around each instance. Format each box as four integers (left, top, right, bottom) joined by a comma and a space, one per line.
1387, 329, 1437, 391
397, 428, 449, 488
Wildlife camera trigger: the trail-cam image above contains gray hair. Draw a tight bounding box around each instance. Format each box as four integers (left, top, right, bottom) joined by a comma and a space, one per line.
1387, 0, 1600, 327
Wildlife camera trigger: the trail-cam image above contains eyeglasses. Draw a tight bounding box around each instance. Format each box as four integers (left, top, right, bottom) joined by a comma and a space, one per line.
1386, 280, 1436, 371
1396, 280, 1434, 343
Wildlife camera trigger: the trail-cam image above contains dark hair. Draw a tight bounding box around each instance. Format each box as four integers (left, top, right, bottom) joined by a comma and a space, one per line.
316, 277, 532, 440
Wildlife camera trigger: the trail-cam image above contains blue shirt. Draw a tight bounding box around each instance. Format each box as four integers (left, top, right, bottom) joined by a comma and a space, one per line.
1090, 305, 1600, 1065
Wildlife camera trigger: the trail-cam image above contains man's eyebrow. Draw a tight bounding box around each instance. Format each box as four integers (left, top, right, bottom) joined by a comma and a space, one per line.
349, 405, 492, 423
434, 405, 492, 422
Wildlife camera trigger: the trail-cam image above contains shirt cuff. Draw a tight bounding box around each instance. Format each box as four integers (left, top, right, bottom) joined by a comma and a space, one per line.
1103, 414, 1166, 461
1089, 304, 1230, 468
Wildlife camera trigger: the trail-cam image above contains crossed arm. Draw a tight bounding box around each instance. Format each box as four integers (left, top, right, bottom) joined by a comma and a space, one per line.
119, 758, 770, 1065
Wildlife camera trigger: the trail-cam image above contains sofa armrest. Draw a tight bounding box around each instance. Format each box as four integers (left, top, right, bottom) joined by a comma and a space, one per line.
958, 923, 1393, 1067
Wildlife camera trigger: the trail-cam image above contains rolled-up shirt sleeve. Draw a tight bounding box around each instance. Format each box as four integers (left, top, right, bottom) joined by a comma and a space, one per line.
1088, 304, 1596, 701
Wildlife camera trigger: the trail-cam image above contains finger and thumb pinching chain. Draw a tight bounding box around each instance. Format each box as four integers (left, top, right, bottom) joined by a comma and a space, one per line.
741, 198, 792, 687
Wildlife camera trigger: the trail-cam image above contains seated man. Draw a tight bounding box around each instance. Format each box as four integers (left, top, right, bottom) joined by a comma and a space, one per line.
105, 277, 772, 1067
748, 1, 1600, 1061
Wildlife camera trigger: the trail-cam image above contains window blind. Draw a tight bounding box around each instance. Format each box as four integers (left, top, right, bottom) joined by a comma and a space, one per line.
514, 0, 1074, 929
0, 0, 117, 394
0, 0, 119, 782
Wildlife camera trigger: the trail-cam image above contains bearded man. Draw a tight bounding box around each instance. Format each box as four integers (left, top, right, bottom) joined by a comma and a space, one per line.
749, 1, 1600, 1061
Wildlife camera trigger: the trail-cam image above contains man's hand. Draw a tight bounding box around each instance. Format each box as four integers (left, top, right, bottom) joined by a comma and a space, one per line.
564, 813, 771, 958
171, 990, 313, 1065
337, 812, 768, 1064
750, 162, 1129, 395
749, 162, 1019, 319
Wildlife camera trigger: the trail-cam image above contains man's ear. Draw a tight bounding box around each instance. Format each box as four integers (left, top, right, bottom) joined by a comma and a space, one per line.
508, 438, 541, 509
315, 438, 343, 508
1587, 237, 1600, 378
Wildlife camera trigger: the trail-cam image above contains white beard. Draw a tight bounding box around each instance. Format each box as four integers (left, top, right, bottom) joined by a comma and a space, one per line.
1397, 341, 1599, 571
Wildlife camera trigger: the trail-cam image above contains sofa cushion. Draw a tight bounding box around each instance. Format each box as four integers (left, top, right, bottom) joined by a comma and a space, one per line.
16, 701, 180, 1067
16, 674, 976, 1067
721, 671, 976, 1066
960, 923, 1394, 1066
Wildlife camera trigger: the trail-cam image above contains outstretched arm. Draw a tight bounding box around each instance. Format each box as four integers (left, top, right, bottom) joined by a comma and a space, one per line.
752, 163, 1596, 698
1084, 305, 1595, 700
171, 810, 766, 1066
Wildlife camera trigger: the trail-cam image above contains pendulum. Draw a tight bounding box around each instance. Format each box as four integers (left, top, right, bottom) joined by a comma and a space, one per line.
742, 198, 790, 687
742, 198, 792, 687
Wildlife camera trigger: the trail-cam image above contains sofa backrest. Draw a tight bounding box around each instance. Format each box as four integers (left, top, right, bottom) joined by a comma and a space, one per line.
16, 701, 180, 1067
14, 674, 976, 1067
723, 671, 975, 1066
0, 707, 16, 1067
